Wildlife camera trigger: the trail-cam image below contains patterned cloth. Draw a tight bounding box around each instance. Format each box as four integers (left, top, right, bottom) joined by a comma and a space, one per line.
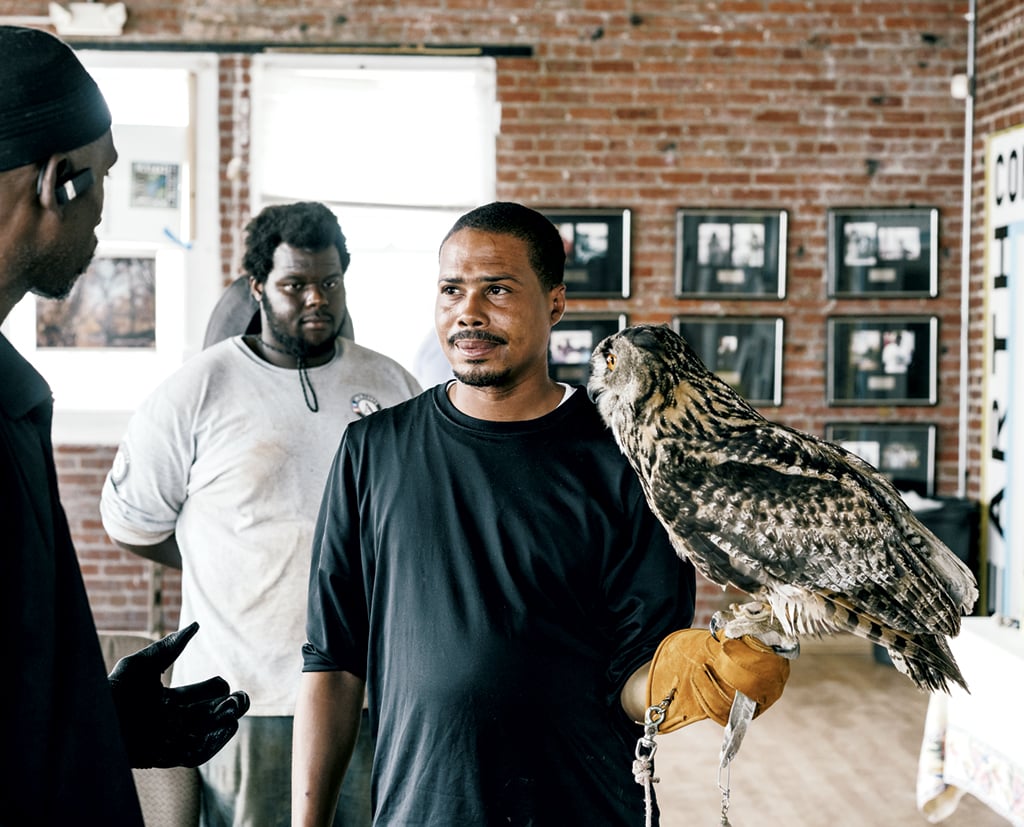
917, 617, 1024, 825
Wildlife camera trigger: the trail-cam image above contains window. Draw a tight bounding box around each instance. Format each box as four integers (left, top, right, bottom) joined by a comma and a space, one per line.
2, 51, 220, 443
251, 54, 497, 376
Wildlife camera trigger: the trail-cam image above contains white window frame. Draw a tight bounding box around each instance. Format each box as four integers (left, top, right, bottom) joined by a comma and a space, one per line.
2, 50, 221, 444
249, 54, 497, 375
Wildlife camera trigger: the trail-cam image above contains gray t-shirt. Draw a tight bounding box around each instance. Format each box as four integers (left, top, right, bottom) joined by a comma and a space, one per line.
101, 336, 420, 714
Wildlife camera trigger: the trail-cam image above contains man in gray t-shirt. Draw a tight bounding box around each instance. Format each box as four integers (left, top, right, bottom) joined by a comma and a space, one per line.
102, 202, 420, 827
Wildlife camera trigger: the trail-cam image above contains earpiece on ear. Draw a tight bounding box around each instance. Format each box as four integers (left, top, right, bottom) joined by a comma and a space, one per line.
36, 161, 94, 204
54, 167, 94, 204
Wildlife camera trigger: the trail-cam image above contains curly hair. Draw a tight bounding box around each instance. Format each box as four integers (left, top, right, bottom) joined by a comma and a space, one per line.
243, 202, 351, 284
441, 202, 566, 291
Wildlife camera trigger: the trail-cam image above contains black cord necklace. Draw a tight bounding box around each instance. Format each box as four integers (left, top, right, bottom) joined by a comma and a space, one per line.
250, 335, 323, 413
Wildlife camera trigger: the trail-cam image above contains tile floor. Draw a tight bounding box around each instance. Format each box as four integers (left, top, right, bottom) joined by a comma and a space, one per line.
649, 638, 1012, 827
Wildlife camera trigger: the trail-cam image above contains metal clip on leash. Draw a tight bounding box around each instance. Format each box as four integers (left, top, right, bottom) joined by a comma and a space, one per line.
633, 690, 674, 827
718, 761, 732, 826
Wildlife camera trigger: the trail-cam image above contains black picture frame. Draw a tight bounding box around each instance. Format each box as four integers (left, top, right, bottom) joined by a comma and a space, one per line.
674, 208, 787, 298
548, 313, 627, 385
825, 422, 937, 497
672, 316, 784, 406
826, 316, 938, 405
542, 208, 631, 297
827, 207, 939, 297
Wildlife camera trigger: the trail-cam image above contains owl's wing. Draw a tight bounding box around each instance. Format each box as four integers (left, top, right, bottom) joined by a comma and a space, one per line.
645, 421, 965, 636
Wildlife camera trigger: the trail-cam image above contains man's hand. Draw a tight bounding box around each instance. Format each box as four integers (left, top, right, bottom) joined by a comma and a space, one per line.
645, 628, 790, 733
108, 622, 250, 768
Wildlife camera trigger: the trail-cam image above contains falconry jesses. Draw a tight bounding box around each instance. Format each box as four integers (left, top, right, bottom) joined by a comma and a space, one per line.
588, 324, 978, 694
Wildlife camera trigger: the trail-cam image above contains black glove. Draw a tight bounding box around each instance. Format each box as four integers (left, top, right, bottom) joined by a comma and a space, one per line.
107, 621, 251, 768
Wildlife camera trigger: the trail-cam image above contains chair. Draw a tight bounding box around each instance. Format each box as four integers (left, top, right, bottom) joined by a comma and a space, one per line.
98, 631, 202, 827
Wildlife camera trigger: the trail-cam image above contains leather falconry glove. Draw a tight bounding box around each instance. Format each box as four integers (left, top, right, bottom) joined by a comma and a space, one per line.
108, 621, 251, 768
646, 628, 790, 733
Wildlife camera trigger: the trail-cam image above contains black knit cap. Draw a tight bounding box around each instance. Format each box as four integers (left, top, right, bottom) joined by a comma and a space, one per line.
0, 26, 112, 172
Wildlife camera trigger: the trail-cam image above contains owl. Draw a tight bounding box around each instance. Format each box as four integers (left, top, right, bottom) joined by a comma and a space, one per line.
587, 324, 978, 693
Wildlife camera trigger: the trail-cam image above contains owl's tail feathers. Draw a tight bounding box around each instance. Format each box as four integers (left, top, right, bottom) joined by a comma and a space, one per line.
796, 591, 969, 694
885, 632, 969, 695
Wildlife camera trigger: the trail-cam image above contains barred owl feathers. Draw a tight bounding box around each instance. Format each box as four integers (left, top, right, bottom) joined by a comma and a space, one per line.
587, 324, 978, 694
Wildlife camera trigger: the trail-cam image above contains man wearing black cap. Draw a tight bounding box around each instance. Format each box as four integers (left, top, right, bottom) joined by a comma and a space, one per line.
0, 26, 249, 825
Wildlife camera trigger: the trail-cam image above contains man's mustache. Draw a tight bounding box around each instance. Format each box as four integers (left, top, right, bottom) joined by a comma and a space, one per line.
449, 331, 507, 346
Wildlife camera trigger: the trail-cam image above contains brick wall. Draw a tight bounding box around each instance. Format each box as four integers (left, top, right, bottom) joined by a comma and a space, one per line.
55, 445, 183, 632
5, 0, 991, 629
218, 55, 251, 284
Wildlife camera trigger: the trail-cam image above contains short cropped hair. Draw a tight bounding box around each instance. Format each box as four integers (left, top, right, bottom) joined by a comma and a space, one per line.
242, 202, 351, 285
441, 201, 566, 291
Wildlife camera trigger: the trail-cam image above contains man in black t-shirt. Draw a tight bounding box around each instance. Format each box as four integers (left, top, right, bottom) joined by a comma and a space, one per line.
293, 202, 789, 826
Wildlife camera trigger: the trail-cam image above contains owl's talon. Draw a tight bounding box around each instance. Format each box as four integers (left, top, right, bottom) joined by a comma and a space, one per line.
710, 603, 800, 659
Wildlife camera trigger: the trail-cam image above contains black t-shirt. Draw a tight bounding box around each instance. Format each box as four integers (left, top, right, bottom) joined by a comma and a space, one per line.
305, 384, 695, 825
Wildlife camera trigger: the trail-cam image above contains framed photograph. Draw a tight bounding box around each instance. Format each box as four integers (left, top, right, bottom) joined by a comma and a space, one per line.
97, 128, 192, 245
130, 161, 180, 209
674, 208, 787, 298
827, 207, 938, 297
672, 316, 784, 406
827, 316, 938, 405
548, 313, 627, 385
542, 208, 631, 297
35, 253, 157, 349
1, 243, 188, 430
825, 422, 937, 497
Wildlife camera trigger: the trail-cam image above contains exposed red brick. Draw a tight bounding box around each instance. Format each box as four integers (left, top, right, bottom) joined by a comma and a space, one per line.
2, 0, 987, 627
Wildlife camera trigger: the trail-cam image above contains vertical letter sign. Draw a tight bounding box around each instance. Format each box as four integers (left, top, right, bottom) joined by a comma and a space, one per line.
985, 125, 1024, 625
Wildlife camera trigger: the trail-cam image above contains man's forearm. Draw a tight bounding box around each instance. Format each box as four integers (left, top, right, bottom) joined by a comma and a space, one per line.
112, 535, 183, 569
620, 660, 652, 723
292, 670, 365, 827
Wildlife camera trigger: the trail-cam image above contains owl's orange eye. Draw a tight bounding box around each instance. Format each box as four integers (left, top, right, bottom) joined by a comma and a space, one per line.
606, 353, 617, 371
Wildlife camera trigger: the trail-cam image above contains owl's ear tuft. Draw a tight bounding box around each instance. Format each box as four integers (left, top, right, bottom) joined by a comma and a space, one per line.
627, 325, 668, 352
